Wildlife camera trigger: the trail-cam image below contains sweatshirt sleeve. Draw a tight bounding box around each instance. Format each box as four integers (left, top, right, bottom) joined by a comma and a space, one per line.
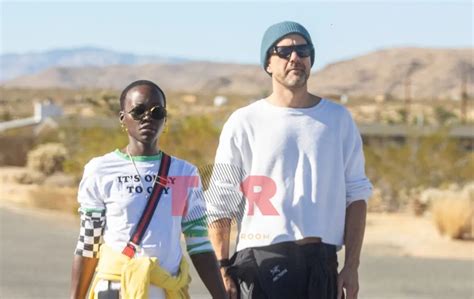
342, 110, 373, 206
204, 112, 247, 223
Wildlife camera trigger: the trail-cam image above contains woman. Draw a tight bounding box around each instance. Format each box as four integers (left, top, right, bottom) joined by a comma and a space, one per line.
70, 80, 226, 299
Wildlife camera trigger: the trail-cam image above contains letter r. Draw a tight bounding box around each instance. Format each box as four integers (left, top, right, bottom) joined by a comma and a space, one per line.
240, 176, 279, 216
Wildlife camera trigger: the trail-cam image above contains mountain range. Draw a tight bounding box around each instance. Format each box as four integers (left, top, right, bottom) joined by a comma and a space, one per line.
0, 47, 186, 82
2, 47, 473, 100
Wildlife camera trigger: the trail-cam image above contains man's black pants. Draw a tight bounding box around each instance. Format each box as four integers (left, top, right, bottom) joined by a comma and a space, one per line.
227, 241, 338, 299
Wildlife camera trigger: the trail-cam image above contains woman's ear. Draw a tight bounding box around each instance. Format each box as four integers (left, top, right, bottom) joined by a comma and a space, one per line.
119, 111, 124, 121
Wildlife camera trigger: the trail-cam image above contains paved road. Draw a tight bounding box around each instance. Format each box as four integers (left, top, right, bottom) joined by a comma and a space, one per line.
1, 206, 473, 299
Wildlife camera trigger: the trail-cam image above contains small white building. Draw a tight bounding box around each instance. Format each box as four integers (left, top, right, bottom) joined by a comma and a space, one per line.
213, 96, 228, 107
34, 100, 63, 122
0, 100, 63, 132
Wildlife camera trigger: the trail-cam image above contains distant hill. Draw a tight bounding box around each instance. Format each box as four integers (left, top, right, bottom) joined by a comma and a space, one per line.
1, 61, 270, 96
2, 47, 473, 100
0, 47, 186, 81
309, 48, 473, 100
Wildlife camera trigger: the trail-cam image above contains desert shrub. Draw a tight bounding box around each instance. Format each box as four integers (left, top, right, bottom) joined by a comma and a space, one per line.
160, 115, 220, 167
365, 130, 473, 212
85, 93, 120, 116
431, 191, 473, 240
27, 143, 68, 175
62, 125, 127, 178
396, 108, 408, 123
434, 106, 458, 125
13, 170, 45, 185
60, 115, 221, 179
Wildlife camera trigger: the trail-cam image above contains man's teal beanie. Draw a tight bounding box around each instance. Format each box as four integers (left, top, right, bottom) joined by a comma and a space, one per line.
260, 21, 314, 74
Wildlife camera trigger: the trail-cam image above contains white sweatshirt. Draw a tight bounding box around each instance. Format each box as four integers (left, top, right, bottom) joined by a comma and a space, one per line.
206, 99, 373, 251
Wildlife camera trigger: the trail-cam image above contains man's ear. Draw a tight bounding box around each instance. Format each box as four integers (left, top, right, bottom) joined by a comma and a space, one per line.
266, 65, 272, 74
266, 60, 272, 74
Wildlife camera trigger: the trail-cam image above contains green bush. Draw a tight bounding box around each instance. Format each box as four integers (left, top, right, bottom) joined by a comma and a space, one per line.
62, 125, 127, 178
434, 106, 458, 125
365, 130, 473, 210
59, 115, 221, 179
160, 115, 221, 167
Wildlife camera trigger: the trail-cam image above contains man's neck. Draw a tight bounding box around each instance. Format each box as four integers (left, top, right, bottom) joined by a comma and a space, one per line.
266, 84, 320, 108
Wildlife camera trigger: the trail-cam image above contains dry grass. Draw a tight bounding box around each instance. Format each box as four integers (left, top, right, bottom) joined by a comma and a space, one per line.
432, 197, 473, 240
27, 185, 78, 214
27, 143, 68, 175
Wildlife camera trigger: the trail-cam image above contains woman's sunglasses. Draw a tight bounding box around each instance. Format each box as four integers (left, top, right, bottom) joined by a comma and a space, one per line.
271, 44, 313, 60
127, 105, 167, 121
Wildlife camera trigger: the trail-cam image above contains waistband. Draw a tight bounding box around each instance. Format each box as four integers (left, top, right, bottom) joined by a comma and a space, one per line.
240, 240, 336, 258
299, 242, 337, 259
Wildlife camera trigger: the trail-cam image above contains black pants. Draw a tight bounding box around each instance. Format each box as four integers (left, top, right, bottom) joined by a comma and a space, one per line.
227, 242, 338, 299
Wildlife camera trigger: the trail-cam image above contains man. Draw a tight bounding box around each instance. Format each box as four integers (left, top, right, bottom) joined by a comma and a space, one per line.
206, 21, 373, 299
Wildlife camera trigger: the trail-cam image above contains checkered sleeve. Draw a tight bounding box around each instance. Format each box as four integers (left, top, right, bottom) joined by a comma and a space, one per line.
74, 208, 106, 258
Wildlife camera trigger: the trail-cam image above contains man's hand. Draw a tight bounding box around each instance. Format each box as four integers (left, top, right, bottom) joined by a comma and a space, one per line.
337, 265, 359, 299
209, 218, 236, 298
340, 200, 367, 299
221, 268, 238, 299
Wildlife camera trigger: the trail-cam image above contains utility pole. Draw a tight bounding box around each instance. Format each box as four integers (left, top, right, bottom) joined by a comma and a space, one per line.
404, 76, 411, 124
461, 70, 468, 124
403, 61, 421, 125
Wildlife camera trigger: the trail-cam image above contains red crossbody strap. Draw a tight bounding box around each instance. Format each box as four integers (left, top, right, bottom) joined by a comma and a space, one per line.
122, 152, 172, 258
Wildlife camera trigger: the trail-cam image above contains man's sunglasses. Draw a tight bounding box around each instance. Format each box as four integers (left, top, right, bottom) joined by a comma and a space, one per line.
127, 105, 167, 121
271, 44, 313, 59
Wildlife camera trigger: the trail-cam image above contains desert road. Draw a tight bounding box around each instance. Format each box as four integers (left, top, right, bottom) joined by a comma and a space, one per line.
0, 206, 472, 299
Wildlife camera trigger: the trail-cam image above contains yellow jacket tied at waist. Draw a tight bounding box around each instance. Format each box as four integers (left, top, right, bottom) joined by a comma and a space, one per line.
88, 244, 190, 299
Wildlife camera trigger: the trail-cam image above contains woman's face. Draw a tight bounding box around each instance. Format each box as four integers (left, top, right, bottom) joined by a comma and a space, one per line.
120, 84, 166, 146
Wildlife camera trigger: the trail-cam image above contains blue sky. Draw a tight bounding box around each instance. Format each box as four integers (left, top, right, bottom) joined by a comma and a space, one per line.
1, 1, 472, 70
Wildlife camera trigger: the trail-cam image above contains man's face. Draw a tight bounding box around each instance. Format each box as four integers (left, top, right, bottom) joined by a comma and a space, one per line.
266, 34, 312, 89
120, 84, 166, 145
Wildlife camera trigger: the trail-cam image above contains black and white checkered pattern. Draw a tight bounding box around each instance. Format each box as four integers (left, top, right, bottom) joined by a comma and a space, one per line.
75, 209, 106, 258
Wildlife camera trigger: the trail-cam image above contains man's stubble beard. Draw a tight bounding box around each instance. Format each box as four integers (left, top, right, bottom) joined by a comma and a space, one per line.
275, 70, 309, 89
